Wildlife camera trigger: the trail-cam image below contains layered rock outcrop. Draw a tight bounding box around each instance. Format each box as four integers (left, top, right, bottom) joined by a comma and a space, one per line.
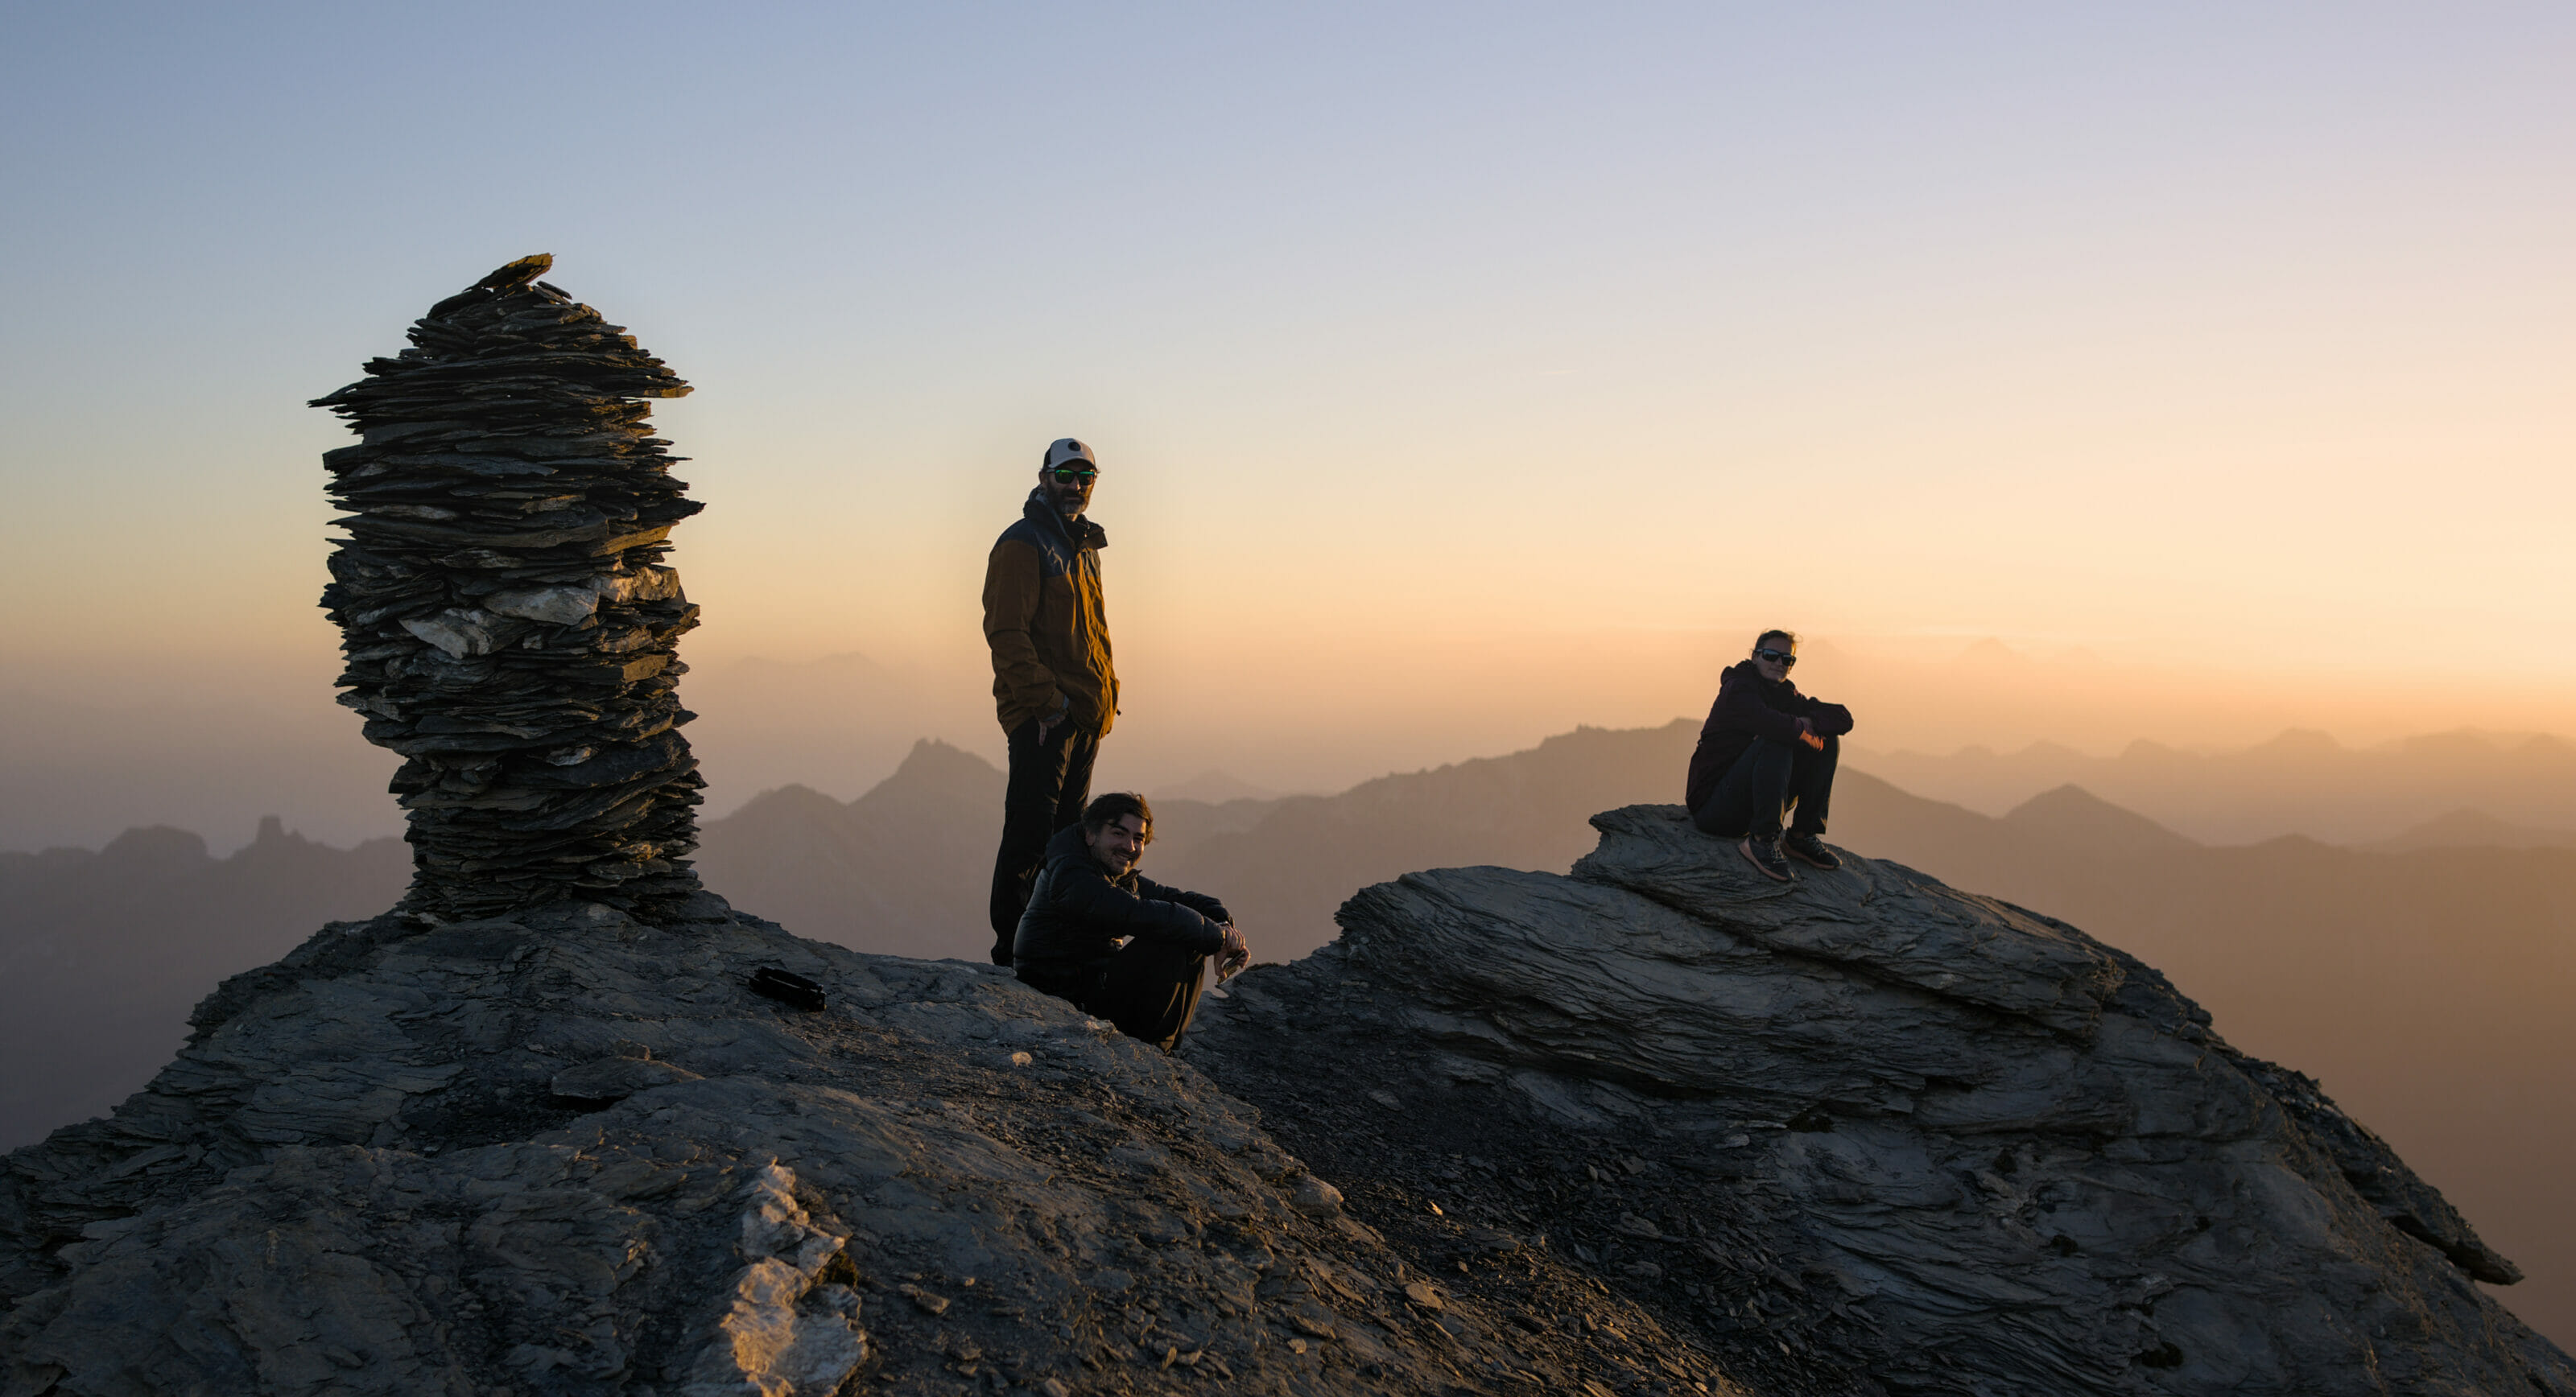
311, 256, 706, 917
1183, 806, 2574, 1395
0, 896, 1719, 1396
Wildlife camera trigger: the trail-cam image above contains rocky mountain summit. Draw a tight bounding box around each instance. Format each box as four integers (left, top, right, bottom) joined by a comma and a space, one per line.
1181, 806, 2576, 1395
2, 894, 1552, 1395
3, 810, 2566, 1395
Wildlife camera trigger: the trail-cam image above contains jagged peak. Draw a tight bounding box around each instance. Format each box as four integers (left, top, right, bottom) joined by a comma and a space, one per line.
889, 736, 1001, 782
2244, 727, 2343, 756
1998, 784, 2197, 851
96, 825, 213, 872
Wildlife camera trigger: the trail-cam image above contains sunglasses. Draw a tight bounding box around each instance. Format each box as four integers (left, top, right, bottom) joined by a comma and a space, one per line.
1048, 468, 1097, 484
1753, 648, 1798, 666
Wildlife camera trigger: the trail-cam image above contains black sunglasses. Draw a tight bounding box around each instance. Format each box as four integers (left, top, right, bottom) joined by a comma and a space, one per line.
1753, 648, 1798, 666
1048, 468, 1097, 484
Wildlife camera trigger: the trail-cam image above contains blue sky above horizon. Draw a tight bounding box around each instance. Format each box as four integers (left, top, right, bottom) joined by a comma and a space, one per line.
6, 2, 2574, 769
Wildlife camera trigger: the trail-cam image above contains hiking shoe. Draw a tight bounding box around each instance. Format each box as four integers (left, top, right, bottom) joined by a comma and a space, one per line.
1782, 832, 1842, 871
1739, 836, 1794, 882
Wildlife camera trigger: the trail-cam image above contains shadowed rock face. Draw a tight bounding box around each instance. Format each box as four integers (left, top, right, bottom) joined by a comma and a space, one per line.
310, 256, 706, 918
1183, 806, 2576, 1396
2, 896, 1732, 1396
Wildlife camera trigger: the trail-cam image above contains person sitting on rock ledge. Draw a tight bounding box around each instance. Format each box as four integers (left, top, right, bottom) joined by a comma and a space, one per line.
1012, 792, 1252, 1050
1685, 629, 1854, 881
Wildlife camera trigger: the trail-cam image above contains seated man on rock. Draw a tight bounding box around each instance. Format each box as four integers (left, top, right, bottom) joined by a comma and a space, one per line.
1012, 792, 1251, 1050
1685, 629, 1854, 882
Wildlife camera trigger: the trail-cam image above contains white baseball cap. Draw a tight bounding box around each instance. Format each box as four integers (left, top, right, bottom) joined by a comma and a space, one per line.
1043, 438, 1098, 471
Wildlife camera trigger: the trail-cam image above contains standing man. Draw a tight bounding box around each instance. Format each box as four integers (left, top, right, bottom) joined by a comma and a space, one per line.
1684, 629, 1854, 881
984, 438, 1119, 964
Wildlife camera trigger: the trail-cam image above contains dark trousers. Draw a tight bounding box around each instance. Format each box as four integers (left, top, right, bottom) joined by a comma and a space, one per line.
1084, 937, 1211, 1051
989, 717, 1100, 962
1690, 734, 1837, 840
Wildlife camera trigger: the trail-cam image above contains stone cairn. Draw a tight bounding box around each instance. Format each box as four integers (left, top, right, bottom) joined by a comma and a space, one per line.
312, 255, 708, 918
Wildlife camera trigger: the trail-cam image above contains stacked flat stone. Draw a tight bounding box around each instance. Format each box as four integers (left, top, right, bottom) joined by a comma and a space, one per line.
311, 254, 708, 917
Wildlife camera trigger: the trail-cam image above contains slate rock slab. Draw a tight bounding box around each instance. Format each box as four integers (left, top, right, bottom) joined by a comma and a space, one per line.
0, 896, 1637, 1395
1183, 803, 2574, 1397
551, 1056, 704, 1104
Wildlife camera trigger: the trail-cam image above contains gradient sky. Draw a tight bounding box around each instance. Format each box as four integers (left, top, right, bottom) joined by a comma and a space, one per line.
6, 2, 2574, 810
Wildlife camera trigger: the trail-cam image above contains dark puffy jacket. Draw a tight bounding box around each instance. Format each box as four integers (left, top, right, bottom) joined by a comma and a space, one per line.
982, 490, 1117, 737
1684, 661, 1856, 813
1012, 825, 1228, 995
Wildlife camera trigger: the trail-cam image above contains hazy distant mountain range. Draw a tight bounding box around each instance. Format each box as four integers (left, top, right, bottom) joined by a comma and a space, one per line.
1854, 727, 2576, 845
0, 819, 407, 1153
14, 640, 2571, 855
693, 722, 1720, 965
21, 634, 2575, 857
6, 723, 2572, 1338
2363, 806, 2576, 852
